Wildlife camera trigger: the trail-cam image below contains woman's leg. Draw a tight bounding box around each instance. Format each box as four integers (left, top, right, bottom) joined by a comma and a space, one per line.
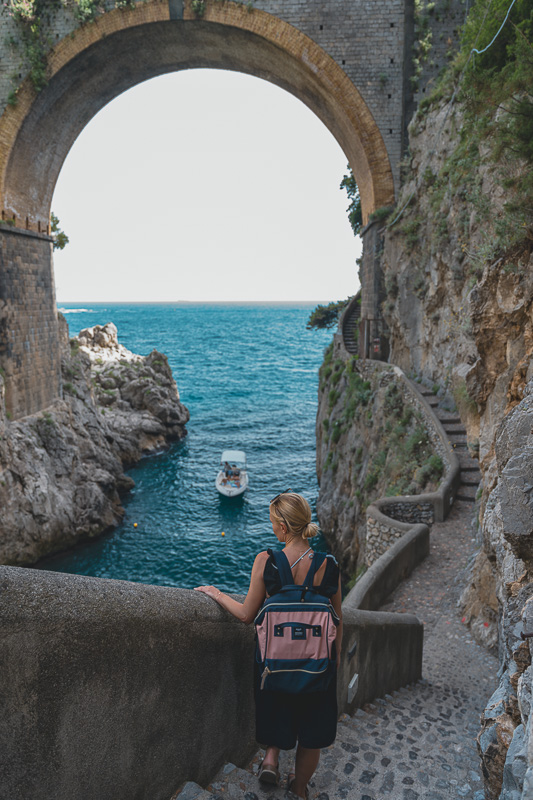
262, 744, 280, 768
290, 746, 320, 797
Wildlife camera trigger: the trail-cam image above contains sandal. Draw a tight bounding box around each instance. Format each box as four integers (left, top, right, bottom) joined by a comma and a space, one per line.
286, 773, 309, 800
257, 760, 280, 785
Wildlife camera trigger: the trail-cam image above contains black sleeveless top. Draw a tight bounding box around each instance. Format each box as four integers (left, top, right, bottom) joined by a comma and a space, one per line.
263, 548, 339, 598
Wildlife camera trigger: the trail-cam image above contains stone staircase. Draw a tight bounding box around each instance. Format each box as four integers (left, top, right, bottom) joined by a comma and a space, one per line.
173, 384, 491, 800
174, 678, 488, 800
416, 387, 481, 504
341, 296, 361, 355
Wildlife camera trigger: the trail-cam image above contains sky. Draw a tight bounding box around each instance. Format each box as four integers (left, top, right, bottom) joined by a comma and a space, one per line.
52, 69, 362, 303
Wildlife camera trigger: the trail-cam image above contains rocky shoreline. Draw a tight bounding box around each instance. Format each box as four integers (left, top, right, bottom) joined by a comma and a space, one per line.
0, 315, 189, 566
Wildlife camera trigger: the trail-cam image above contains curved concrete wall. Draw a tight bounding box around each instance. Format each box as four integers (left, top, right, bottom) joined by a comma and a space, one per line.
0, 566, 256, 800
1, 558, 425, 799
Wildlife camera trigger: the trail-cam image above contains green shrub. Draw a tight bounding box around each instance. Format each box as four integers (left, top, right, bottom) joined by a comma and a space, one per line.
331, 421, 343, 444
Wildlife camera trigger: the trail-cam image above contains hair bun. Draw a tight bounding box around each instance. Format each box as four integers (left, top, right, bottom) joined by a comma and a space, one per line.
303, 522, 319, 540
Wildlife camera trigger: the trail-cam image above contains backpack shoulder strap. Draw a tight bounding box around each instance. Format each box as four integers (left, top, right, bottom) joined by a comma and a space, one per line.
302, 552, 327, 589
270, 549, 295, 587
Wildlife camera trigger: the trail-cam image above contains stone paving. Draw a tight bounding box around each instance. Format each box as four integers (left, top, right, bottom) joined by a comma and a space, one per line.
176, 400, 499, 800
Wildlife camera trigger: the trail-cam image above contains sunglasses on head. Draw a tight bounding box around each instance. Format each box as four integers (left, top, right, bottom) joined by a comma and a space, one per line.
270, 488, 291, 504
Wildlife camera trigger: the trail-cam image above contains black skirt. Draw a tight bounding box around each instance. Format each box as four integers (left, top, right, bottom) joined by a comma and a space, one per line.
254, 661, 338, 750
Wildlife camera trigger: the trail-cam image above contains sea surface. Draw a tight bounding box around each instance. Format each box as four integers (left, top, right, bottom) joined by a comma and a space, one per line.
38, 303, 332, 593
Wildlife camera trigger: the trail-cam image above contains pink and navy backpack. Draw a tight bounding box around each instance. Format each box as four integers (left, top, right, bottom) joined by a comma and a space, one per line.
254, 550, 340, 693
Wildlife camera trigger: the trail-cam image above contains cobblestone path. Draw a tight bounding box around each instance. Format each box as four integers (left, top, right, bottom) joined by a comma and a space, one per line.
176, 392, 499, 800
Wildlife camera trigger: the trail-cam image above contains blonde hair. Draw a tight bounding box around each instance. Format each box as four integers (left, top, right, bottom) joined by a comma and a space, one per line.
270, 492, 318, 540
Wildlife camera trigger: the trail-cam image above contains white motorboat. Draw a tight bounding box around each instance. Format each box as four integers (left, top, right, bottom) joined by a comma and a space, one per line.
216, 450, 248, 497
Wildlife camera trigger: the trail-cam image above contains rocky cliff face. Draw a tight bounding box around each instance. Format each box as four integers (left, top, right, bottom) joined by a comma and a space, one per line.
380, 96, 533, 644
317, 39, 533, 789
0, 315, 189, 565
474, 380, 533, 799
316, 348, 443, 578
368, 96, 533, 798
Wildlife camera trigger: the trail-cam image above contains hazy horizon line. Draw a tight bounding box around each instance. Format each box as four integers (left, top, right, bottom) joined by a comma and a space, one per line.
56, 299, 346, 306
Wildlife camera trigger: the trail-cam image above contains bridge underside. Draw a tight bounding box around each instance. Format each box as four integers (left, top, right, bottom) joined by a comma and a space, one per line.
0, 9, 395, 231
0, 5, 396, 418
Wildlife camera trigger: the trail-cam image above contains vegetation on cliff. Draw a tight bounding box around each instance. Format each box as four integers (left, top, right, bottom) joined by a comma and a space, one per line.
414, 0, 533, 262
371, 2, 533, 794
316, 349, 443, 576
306, 299, 349, 330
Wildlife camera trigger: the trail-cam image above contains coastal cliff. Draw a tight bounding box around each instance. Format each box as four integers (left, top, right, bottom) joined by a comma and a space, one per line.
316, 349, 444, 577
0, 315, 189, 565
316, 4, 533, 794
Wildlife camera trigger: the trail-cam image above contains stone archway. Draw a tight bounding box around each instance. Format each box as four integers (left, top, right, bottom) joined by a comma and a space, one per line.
0, 1, 396, 417
0, 1, 394, 231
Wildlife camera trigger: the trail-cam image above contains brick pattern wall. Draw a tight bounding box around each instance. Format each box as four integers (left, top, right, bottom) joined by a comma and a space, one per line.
0, 0, 468, 198
0, 227, 60, 418
0, 0, 409, 196
0, 0, 468, 418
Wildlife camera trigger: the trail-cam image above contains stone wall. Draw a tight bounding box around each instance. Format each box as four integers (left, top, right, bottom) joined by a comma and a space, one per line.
365, 503, 433, 565
0, 0, 411, 196
316, 351, 459, 575
0, 566, 257, 800
357, 359, 459, 566
0, 226, 60, 418
0, 563, 425, 799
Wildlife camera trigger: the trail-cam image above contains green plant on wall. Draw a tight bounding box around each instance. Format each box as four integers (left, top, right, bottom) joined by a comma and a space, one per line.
191, 0, 206, 16
306, 299, 349, 330
340, 166, 362, 236
418, 0, 533, 254
50, 212, 69, 251
2, 0, 145, 97
410, 0, 434, 91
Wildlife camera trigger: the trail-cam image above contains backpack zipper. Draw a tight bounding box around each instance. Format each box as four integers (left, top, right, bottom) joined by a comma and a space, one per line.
261, 664, 330, 690
254, 602, 340, 625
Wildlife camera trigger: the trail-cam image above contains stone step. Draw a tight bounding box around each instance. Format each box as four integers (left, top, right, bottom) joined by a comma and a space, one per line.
461, 474, 481, 486
436, 414, 462, 424
441, 423, 467, 435
172, 781, 212, 799
181, 679, 486, 800
456, 455, 481, 469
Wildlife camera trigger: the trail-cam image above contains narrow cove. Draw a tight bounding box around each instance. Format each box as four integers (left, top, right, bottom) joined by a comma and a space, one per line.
38, 302, 332, 593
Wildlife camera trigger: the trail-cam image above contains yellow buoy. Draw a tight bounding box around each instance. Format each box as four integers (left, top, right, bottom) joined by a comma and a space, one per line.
221, 531, 225, 537
133, 523, 138, 528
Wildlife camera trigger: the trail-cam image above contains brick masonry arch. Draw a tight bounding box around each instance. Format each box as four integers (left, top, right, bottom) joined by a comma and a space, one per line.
3, 0, 439, 417
0, 0, 395, 233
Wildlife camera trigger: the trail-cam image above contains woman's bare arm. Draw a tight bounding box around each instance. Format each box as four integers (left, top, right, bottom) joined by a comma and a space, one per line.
194, 551, 269, 624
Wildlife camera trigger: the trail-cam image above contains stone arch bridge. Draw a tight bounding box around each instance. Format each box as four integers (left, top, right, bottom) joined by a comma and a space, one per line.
0, 0, 462, 418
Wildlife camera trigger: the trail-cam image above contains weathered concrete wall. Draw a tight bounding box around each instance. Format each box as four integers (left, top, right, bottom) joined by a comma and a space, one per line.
0, 563, 425, 799
0, 226, 60, 417
0, 567, 257, 800
340, 605, 423, 712
347, 523, 429, 612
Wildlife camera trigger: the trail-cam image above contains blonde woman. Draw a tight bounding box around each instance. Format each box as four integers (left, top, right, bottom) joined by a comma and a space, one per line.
195, 490, 343, 800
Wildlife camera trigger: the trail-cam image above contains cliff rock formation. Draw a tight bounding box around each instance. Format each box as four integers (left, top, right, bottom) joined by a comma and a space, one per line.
317, 4, 533, 793
316, 349, 443, 578
475, 380, 533, 799
0, 315, 189, 565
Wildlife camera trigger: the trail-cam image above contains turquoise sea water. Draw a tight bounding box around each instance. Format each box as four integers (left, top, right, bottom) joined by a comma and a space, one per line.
38, 303, 332, 593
